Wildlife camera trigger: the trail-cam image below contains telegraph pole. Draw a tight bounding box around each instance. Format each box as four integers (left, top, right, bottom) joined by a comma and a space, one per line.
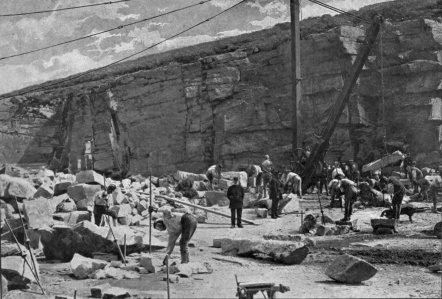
290, 0, 301, 151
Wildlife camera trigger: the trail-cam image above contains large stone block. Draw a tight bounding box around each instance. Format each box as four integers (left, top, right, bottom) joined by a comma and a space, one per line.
75, 170, 105, 185
174, 171, 207, 182
221, 171, 247, 187
54, 181, 73, 196
70, 253, 107, 279
33, 184, 53, 199
67, 184, 101, 202
23, 197, 53, 229
48, 194, 70, 213
221, 238, 309, 265
0, 175, 36, 200
205, 191, 229, 207
325, 254, 377, 284
371, 218, 398, 233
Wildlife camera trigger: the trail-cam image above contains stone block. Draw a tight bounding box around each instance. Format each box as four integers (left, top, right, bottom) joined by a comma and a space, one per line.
131, 215, 142, 226
23, 197, 53, 229
243, 193, 259, 208
53, 211, 90, 225
169, 262, 213, 277
1, 255, 39, 289
121, 179, 131, 190
255, 208, 268, 218
205, 191, 229, 207
54, 181, 73, 196
174, 171, 207, 182
0, 174, 36, 200
48, 194, 69, 213
136, 200, 148, 214
67, 184, 101, 202
102, 287, 131, 299
110, 204, 132, 218
111, 188, 126, 205
75, 170, 105, 185
91, 283, 112, 298
221, 238, 309, 265
70, 253, 107, 279
217, 179, 233, 190
221, 171, 248, 187
140, 253, 156, 273
371, 218, 397, 233
33, 184, 53, 199
325, 254, 377, 284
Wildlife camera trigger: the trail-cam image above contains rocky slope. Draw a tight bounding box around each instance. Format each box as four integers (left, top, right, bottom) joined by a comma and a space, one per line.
0, 0, 441, 176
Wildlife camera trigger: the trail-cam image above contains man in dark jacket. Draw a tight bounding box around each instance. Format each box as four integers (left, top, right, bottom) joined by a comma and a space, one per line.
380, 176, 406, 232
269, 171, 283, 219
227, 177, 244, 228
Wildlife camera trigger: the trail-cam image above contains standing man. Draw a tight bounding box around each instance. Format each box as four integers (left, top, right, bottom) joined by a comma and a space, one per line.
93, 183, 119, 227
380, 176, 406, 232
337, 177, 358, 221
206, 164, 222, 191
426, 172, 442, 213
269, 171, 283, 219
407, 161, 423, 194
150, 206, 198, 264
262, 155, 274, 198
227, 177, 244, 228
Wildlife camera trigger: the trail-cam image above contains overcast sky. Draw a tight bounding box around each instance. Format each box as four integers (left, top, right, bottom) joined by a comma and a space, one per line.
0, 0, 391, 95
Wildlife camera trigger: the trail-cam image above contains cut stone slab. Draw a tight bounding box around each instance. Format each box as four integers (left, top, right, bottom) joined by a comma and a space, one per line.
102, 287, 131, 299
54, 181, 73, 196
53, 211, 90, 225
67, 184, 101, 202
91, 283, 112, 298
221, 171, 248, 187
255, 208, 268, 218
325, 254, 378, 284
140, 253, 157, 273
0, 175, 36, 200
70, 253, 107, 279
33, 184, 53, 199
371, 218, 397, 233
221, 238, 309, 265
174, 171, 207, 182
263, 234, 316, 247
75, 170, 105, 185
205, 191, 229, 207
23, 197, 53, 229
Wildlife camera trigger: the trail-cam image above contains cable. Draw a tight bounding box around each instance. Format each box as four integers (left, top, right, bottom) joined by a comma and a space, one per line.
307, 0, 370, 24
0, 0, 133, 17
0, 0, 212, 61
0, 0, 247, 101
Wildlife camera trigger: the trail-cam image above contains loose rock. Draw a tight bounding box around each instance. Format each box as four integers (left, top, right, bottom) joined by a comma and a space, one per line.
70, 253, 107, 279
325, 254, 378, 284
23, 197, 53, 229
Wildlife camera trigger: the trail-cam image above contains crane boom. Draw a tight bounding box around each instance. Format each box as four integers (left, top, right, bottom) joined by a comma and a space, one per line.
301, 15, 384, 190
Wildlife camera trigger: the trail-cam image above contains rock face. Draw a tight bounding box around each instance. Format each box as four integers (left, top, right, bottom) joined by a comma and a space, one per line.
325, 254, 377, 284
1, 2, 441, 175
221, 238, 309, 265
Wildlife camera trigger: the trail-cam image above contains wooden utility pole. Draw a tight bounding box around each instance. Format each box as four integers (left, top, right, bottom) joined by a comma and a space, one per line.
290, 0, 302, 151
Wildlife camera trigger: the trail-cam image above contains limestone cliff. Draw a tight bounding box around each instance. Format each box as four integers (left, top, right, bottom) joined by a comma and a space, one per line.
1, 1, 441, 175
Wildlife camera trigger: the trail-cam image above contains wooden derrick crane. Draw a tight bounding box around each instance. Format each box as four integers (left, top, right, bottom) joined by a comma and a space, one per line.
300, 15, 384, 191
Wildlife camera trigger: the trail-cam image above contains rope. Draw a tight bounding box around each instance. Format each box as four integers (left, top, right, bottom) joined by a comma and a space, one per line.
307, 0, 370, 24
0, 0, 133, 17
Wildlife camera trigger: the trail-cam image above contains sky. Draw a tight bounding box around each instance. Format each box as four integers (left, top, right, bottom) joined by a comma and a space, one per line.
0, 0, 391, 95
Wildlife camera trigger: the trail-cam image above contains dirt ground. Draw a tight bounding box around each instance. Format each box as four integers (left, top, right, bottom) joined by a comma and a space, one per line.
22, 197, 442, 298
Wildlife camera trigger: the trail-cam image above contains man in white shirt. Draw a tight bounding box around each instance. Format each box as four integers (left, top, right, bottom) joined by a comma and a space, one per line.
206, 164, 222, 191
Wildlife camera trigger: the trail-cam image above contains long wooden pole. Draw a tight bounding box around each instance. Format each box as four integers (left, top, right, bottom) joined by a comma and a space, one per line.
155, 194, 257, 225
149, 173, 152, 254
291, 0, 302, 151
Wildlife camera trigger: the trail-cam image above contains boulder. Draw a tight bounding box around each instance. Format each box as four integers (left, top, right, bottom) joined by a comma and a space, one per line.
0, 175, 36, 200
205, 191, 229, 207
243, 193, 259, 208
371, 218, 397, 233
67, 184, 101, 202
325, 254, 377, 284
23, 197, 53, 229
109, 204, 132, 218
53, 181, 73, 196
213, 238, 228, 248
52, 211, 90, 225
118, 215, 132, 226
221, 171, 248, 187
75, 170, 105, 185
70, 253, 107, 279
255, 208, 268, 218
221, 238, 309, 265
140, 253, 157, 273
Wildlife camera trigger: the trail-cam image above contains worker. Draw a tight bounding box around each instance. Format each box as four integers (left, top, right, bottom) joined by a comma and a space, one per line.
206, 164, 222, 191
282, 169, 302, 197
342, 162, 351, 179
349, 162, 360, 184
417, 177, 431, 202
337, 176, 358, 221
407, 161, 423, 194
380, 176, 405, 232
328, 178, 342, 208
426, 172, 442, 213
331, 161, 345, 179
261, 155, 274, 198
150, 205, 198, 264
227, 177, 244, 228
269, 171, 283, 219
93, 183, 118, 227
247, 164, 263, 194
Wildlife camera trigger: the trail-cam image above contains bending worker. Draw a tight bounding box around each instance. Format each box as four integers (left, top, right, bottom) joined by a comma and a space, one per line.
380, 176, 405, 232
336, 175, 358, 221
282, 169, 302, 197
93, 183, 118, 227
261, 155, 274, 198
206, 164, 222, 191
150, 205, 198, 264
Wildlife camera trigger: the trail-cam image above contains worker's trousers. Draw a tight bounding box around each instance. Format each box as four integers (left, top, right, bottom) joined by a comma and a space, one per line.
270, 197, 279, 218
230, 208, 243, 227
343, 186, 358, 220
180, 214, 198, 263
392, 191, 404, 220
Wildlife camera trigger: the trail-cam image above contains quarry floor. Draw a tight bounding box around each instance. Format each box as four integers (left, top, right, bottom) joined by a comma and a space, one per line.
29, 196, 442, 298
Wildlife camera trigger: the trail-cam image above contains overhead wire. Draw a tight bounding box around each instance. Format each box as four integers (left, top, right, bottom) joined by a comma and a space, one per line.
0, 0, 133, 17
0, 0, 213, 61
307, 0, 371, 24
0, 0, 247, 101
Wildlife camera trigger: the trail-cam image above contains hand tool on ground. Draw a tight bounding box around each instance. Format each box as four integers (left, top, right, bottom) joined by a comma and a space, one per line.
4, 220, 45, 294
235, 275, 290, 299
104, 215, 127, 266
